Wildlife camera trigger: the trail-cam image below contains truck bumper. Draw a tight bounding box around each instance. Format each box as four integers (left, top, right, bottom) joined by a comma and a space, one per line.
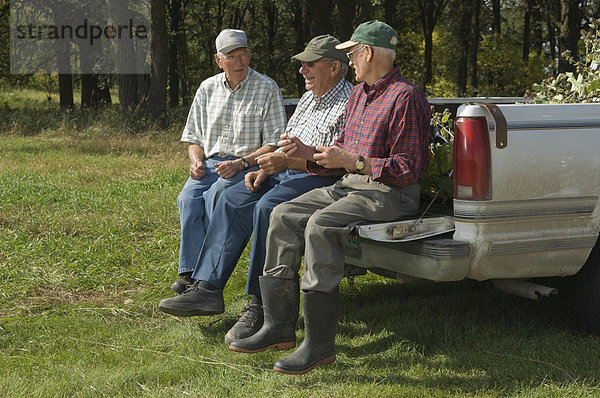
345, 233, 471, 282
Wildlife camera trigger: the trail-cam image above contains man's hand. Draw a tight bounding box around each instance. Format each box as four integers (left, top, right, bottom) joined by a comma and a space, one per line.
190, 160, 206, 180
256, 153, 289, 175
278, 133, 316, 161
245, 170, 269, 192
215, 159, 242, 179
313, 145, 355, 170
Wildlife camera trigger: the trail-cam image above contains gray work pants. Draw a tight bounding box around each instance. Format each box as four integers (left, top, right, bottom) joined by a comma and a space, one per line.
263, 173, 421, 292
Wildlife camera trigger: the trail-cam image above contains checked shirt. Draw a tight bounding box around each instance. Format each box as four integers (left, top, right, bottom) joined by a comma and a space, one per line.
308, 66, 431, 186
181, 67, 287, 158
283, 77, 353, 148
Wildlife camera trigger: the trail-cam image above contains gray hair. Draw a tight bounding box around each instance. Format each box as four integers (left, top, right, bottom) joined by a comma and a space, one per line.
325, 58, 349, 78
371, 46, 396, 64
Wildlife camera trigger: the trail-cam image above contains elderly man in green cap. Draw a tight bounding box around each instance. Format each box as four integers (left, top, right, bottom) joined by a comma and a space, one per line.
158, 35, 353, 344
229, 21, 431, 375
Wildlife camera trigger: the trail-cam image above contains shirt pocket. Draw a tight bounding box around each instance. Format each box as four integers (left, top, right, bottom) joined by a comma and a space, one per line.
234, 103, 263, 139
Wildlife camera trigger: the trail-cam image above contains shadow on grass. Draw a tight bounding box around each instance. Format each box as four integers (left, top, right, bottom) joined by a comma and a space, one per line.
331, 276, 598, 393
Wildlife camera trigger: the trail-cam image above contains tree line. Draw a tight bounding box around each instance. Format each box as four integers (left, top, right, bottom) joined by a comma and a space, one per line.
1, 0, 599, 118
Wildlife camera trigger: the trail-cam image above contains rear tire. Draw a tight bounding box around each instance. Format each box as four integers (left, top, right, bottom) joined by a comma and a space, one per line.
572, 239, 600, 333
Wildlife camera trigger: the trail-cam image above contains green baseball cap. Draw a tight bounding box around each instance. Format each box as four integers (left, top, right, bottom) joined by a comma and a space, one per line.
336, 20, 398, 50
291, 34, 349, 65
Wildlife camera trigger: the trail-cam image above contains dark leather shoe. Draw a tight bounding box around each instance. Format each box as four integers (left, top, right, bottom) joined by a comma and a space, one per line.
224, 303, 264, 344
159, 282, 224, 316
170, 276, 195, 294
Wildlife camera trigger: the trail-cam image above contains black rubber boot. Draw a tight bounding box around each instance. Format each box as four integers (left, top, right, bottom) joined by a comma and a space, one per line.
273, 288, 339, 375
228, 276, 299, 353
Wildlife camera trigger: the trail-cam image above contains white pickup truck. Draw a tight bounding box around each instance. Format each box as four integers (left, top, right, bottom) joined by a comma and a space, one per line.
345, 102, 600, 333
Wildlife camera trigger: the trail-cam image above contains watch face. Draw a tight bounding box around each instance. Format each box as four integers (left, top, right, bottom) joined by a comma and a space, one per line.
241, 158, 249, 169
355, 156, 365, 171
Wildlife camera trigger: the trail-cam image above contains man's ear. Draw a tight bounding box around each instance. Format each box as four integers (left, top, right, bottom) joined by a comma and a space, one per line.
364, 45, 373, 62
330, 60, 339, 76
214, 54, 223, 70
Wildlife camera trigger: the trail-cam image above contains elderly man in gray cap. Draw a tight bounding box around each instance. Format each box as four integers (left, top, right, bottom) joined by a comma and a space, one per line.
175, 29, 287, 289
159, 35, 353, 344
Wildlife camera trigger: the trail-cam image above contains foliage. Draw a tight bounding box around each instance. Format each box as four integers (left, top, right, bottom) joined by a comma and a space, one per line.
0, 88, 187, 137
0, 0, 574, 103
478, 34, 552, 96
530, 18, 600, 103
421, 107, 453, 209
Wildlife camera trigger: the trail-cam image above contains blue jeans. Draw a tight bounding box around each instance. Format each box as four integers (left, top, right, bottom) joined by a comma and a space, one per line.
177, 156, 257, 275
191, 170, 339, 296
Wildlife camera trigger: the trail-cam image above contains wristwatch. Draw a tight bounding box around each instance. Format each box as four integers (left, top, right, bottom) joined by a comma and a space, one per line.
241, 157, 250, 169
354, 155, 365, 173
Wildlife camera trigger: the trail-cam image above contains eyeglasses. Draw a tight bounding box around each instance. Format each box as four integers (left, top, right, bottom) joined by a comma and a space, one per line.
346, 45, 366, 61
221, 50, 250, 63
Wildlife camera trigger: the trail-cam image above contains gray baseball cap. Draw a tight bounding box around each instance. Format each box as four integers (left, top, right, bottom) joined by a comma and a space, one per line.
215, 29, 249, 54
291, 34, 348, 65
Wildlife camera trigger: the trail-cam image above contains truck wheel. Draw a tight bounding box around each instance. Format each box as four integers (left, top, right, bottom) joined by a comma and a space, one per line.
572, 240, 600, 334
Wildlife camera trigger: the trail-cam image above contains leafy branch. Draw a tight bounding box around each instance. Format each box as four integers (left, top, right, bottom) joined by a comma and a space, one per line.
531, 18, 600, 103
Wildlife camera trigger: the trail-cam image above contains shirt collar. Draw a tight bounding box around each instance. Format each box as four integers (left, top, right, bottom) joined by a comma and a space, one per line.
362, 65, 401, 95
221, 67, 255, 91
311, 78, 348, 107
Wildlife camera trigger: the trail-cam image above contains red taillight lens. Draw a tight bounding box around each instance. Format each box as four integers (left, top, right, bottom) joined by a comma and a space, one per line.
453, 116, 492, 200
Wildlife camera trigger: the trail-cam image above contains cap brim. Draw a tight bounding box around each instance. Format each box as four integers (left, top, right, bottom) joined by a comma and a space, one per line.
335, 40, 359, 50
291, 51, 323, 63
219, 44, 249, 54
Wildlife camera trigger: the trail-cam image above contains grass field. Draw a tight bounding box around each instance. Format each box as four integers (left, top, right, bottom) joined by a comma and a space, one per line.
1, 93, 600, 397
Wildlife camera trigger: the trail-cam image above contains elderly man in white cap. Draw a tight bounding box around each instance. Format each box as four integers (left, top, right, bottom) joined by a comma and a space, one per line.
159, 35, 353, 345
174, 29, 287, 287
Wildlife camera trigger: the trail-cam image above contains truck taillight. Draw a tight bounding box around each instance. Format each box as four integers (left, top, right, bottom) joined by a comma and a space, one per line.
453, 116, 492, 200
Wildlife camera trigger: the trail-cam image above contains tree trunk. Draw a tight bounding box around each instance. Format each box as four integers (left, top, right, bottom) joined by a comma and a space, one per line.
50, 1, 74, 109
262, 0, 278, 76
557, 0, 581, 72
58, 74, 74, 109
81, 73, 111, 108
532, 5, 544, 54
468, 0, 480, 95
336, 0, 356, 42
418, 0, 449, 88
456, 1, 471, 96
293, 0, 306, 96
523, 0, 532, 61
383, 0, 399, 27
107, 0, 140, 110
306, 0, 334, 37
144, 0, 168, 119
491, 0, 501, 36
169, 0, 182, 108
547, 18, 557, 72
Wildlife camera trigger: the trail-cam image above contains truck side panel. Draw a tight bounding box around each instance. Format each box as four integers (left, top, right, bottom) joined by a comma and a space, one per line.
455, 104, 600, 280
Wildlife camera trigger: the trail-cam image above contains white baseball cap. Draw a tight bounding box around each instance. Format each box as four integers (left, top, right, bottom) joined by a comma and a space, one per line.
215, 29, 249, 54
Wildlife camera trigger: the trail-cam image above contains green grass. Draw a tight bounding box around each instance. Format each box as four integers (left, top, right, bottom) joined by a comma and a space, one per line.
1, 97, 600, 397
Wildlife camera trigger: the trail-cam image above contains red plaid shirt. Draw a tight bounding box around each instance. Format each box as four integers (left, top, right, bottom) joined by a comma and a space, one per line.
308, 66, 431, 186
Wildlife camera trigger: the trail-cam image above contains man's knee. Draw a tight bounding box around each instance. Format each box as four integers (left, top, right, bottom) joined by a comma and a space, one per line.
178, 186, 204, 209
269, 201, 294, 226
254, 197, 277, 223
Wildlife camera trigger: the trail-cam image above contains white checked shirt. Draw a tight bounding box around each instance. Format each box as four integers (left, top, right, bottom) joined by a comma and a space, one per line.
181, 68, 287, 158
284, 78, 353, 149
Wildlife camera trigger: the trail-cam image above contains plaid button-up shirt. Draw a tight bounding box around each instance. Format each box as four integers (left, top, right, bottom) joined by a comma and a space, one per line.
308, 66, 431, 186
283, 78, 353, 149
181, 68, 287, 158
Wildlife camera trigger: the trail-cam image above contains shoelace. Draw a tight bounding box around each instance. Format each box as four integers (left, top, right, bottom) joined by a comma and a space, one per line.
239, 304, 262, 327
182, 280, 200, 294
